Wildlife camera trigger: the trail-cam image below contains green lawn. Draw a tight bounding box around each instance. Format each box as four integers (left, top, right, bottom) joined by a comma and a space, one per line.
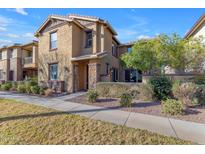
0, 98, 191, 144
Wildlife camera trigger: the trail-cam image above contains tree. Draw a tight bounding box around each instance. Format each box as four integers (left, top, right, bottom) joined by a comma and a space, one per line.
121, 33, 205, 75
121, 38, 162, 74
159, 33, 205, 72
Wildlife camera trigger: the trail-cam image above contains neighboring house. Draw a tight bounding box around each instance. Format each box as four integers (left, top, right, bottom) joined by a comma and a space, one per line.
0, 41, 38, 81
185, 13, 205, 39
184, 13, 205, 72
35, 14, 140, 93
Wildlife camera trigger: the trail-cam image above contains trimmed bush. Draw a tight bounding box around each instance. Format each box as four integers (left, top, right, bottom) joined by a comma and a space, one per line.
172, 82, 199, 107
194, 85, 205, 105
193, 74, 205, 85
9, 87, 17, 91
149, 76, 172, 100
30, 85, 40, 94
162, 99, 183, 115
129, 83, 155, 101
96, 82, 134, 98
1, 82, 12, 91
120, 92, 132, 107
87, 89, 99, 103
17, 84, 26, 93
44, 88, 53, 97
39, 87, 47, 95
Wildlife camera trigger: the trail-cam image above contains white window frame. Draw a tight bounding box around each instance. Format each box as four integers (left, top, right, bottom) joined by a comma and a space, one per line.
49, 63, 58, 80
50, 32, 57, 50
85, 31, 92, 48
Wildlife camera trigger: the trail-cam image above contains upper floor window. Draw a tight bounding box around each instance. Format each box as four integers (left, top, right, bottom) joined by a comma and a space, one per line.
50, 32, 57, 50
85, 31, 92, 48
127, 47, 132, 53
112, 43, 118, 57
49, 63, 58, 80
9, 49, 14, 59
0, 51, 2, 60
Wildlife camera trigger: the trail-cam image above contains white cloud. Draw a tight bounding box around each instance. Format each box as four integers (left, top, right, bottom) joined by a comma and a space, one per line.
0, 15, 13, 26
116, 16, 150, 43
137, 35, 151, 40
0, 39, 12, 47
23, 32, 34, 38
7, 33, 19, 38
0, 27, 6, 31
15, 8, 28, 16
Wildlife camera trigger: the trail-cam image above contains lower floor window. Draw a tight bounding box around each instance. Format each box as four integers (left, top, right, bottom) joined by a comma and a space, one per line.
49, 63, 58, 80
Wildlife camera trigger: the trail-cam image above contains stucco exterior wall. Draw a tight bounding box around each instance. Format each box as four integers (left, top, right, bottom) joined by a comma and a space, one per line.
38, 22, 73, 92
191, 22, 205, 43
0, 60, 9, 81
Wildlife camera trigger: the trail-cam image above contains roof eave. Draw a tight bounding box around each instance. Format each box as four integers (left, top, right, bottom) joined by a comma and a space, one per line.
184, 13, 205, 39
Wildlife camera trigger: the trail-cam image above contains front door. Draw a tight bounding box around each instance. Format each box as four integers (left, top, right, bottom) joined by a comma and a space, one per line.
86, 65, 89, 89
9, 71, 14, 81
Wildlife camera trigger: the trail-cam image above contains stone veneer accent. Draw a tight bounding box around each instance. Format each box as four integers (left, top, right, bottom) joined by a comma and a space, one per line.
73, 64, 79, 92
88, 62, 100, 89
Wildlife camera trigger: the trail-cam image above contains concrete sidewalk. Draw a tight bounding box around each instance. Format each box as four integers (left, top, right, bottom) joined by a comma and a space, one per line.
0, 91, 205, 144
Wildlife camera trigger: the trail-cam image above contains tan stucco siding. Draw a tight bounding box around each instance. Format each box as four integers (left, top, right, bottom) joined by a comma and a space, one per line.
72, 23, 83, 57
104, 27, 113, 52
0, 60, 9, 80
38, 23, 74, 92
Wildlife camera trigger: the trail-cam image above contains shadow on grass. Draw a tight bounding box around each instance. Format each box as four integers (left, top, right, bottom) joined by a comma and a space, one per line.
0, 106, 122, 123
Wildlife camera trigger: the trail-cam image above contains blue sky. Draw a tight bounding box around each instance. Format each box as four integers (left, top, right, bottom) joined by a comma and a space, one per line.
0, 8, 204, 47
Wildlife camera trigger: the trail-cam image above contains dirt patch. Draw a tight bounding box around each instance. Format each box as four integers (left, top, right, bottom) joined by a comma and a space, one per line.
67, 95, 205, 124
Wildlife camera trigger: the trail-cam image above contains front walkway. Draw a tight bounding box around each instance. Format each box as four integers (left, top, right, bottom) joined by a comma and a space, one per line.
0, 91, 205, 144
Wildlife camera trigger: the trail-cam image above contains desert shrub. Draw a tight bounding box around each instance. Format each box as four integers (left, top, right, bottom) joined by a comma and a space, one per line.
39, 87, 47, 95
17, 84, 26, 93
194, 85, 205, 105
26, 77, 38, 86
96, 82, 131, 98
193, 74, 205, 85
87, 89, 99, 103
11, 82, 18, 88
120, 92, 133, 107
172, 82, 199, 107
96, 83, 110, 97
129, 83, 155, 101
30, 85, 40, 94
149, 76, 172, 100
9, 87, 17, 91
44, 88, 53, 97
1, 82, 12, 91
162, 99, 183, 115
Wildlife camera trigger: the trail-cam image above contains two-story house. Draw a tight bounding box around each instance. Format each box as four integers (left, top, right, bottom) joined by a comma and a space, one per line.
35, 14, 140, 93
0, 41, 38, 81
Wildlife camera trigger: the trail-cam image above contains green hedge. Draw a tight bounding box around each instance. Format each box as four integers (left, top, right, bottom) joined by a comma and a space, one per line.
96, 82, 155, 101
96, 82, 133, 98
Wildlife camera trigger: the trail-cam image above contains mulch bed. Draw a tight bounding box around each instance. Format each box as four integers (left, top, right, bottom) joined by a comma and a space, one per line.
67, 95, 205, 124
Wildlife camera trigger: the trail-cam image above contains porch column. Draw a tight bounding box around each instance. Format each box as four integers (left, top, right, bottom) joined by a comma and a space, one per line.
88, 62, 100, 89
73, 63, 79, 92
32, 46, 38, 64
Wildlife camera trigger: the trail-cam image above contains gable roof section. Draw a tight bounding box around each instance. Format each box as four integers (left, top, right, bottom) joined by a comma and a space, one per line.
184, 13, 205, 38
35, 14, 85, 36
68, 14, 117, 35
